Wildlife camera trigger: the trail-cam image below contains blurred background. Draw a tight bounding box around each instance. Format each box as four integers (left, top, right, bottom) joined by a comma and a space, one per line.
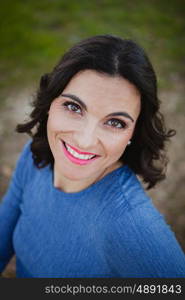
0, 0, 185, 277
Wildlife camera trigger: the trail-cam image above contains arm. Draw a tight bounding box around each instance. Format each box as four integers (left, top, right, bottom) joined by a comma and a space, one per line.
0, 141, 31, 273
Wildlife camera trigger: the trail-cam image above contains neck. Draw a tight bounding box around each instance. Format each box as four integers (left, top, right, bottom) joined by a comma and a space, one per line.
53, 161, 123, 193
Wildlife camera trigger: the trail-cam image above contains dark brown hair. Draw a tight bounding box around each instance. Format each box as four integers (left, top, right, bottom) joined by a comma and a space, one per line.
16, 34, 175, 189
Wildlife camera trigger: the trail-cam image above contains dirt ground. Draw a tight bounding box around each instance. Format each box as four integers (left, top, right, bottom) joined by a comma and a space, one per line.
0, 77, 185, 277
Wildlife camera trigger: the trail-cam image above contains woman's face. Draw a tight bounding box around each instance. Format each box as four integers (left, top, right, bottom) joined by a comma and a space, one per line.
47, 70, 141, 190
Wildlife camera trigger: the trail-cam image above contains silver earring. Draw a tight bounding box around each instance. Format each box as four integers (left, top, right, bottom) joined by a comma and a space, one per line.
127, 140, 131, 145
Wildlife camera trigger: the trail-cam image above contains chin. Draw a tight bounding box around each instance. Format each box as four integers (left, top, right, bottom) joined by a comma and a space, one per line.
64, 172, 85, 181
58, 165, 91, 181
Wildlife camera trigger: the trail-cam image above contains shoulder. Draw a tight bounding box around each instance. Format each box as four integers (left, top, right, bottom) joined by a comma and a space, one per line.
104, 167, 185, 276
101, 165, 167, 239
16, 139, 34, 169
17, 139, 33, 161
108, 165, 159, 219
118, 165, 149, 206
110, 165, 171, 232
13, 139, 37, 185
105, 165, 185, 255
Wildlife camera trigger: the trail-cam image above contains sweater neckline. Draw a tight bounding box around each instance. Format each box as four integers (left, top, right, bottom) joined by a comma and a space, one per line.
48, 164, 128, 199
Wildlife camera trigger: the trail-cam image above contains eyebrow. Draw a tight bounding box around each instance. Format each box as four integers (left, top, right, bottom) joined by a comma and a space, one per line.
61, 93, 87, 111
61, 93, 134, 122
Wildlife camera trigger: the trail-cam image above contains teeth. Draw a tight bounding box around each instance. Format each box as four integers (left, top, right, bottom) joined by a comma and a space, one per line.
65, 143, 95, 160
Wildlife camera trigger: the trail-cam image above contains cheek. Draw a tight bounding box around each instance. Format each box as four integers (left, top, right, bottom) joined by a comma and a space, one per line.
47, 111, 76, 134
103, 134, 129, 158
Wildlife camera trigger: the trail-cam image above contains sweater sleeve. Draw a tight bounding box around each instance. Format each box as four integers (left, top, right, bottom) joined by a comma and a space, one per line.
105, 202, 185, 278
0, 140, 32, 273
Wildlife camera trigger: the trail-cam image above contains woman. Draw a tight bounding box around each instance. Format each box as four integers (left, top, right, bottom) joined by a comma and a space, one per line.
0, 35, 185, 278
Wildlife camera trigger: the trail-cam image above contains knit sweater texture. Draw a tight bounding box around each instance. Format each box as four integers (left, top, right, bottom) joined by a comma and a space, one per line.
0, 141, 185, 277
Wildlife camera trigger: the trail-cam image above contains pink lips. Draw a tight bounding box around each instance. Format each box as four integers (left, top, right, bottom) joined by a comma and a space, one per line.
61, 140, 99, 165
65, 142, 97, 156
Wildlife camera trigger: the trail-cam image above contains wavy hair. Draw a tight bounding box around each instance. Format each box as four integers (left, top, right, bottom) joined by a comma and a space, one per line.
16, 34, 175, 189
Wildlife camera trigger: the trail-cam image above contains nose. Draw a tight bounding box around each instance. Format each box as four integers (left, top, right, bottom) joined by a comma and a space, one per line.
73, 122, 99, 151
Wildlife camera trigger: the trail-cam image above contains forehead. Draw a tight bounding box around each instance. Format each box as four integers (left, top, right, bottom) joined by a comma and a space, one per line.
62, 70, 141, 116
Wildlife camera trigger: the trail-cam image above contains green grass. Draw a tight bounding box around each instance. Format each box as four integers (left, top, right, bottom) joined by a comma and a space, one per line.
0, 0, 184, 99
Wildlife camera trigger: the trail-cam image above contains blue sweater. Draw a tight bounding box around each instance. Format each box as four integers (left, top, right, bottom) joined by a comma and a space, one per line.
0, 141, 185, 278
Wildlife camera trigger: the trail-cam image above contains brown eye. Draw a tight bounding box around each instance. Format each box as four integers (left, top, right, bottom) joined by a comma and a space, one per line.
63, 101, 82, 114
106, 118, 126, 129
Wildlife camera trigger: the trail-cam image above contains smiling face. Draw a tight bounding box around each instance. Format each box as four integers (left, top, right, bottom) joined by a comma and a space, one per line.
47, 70, 141, 192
